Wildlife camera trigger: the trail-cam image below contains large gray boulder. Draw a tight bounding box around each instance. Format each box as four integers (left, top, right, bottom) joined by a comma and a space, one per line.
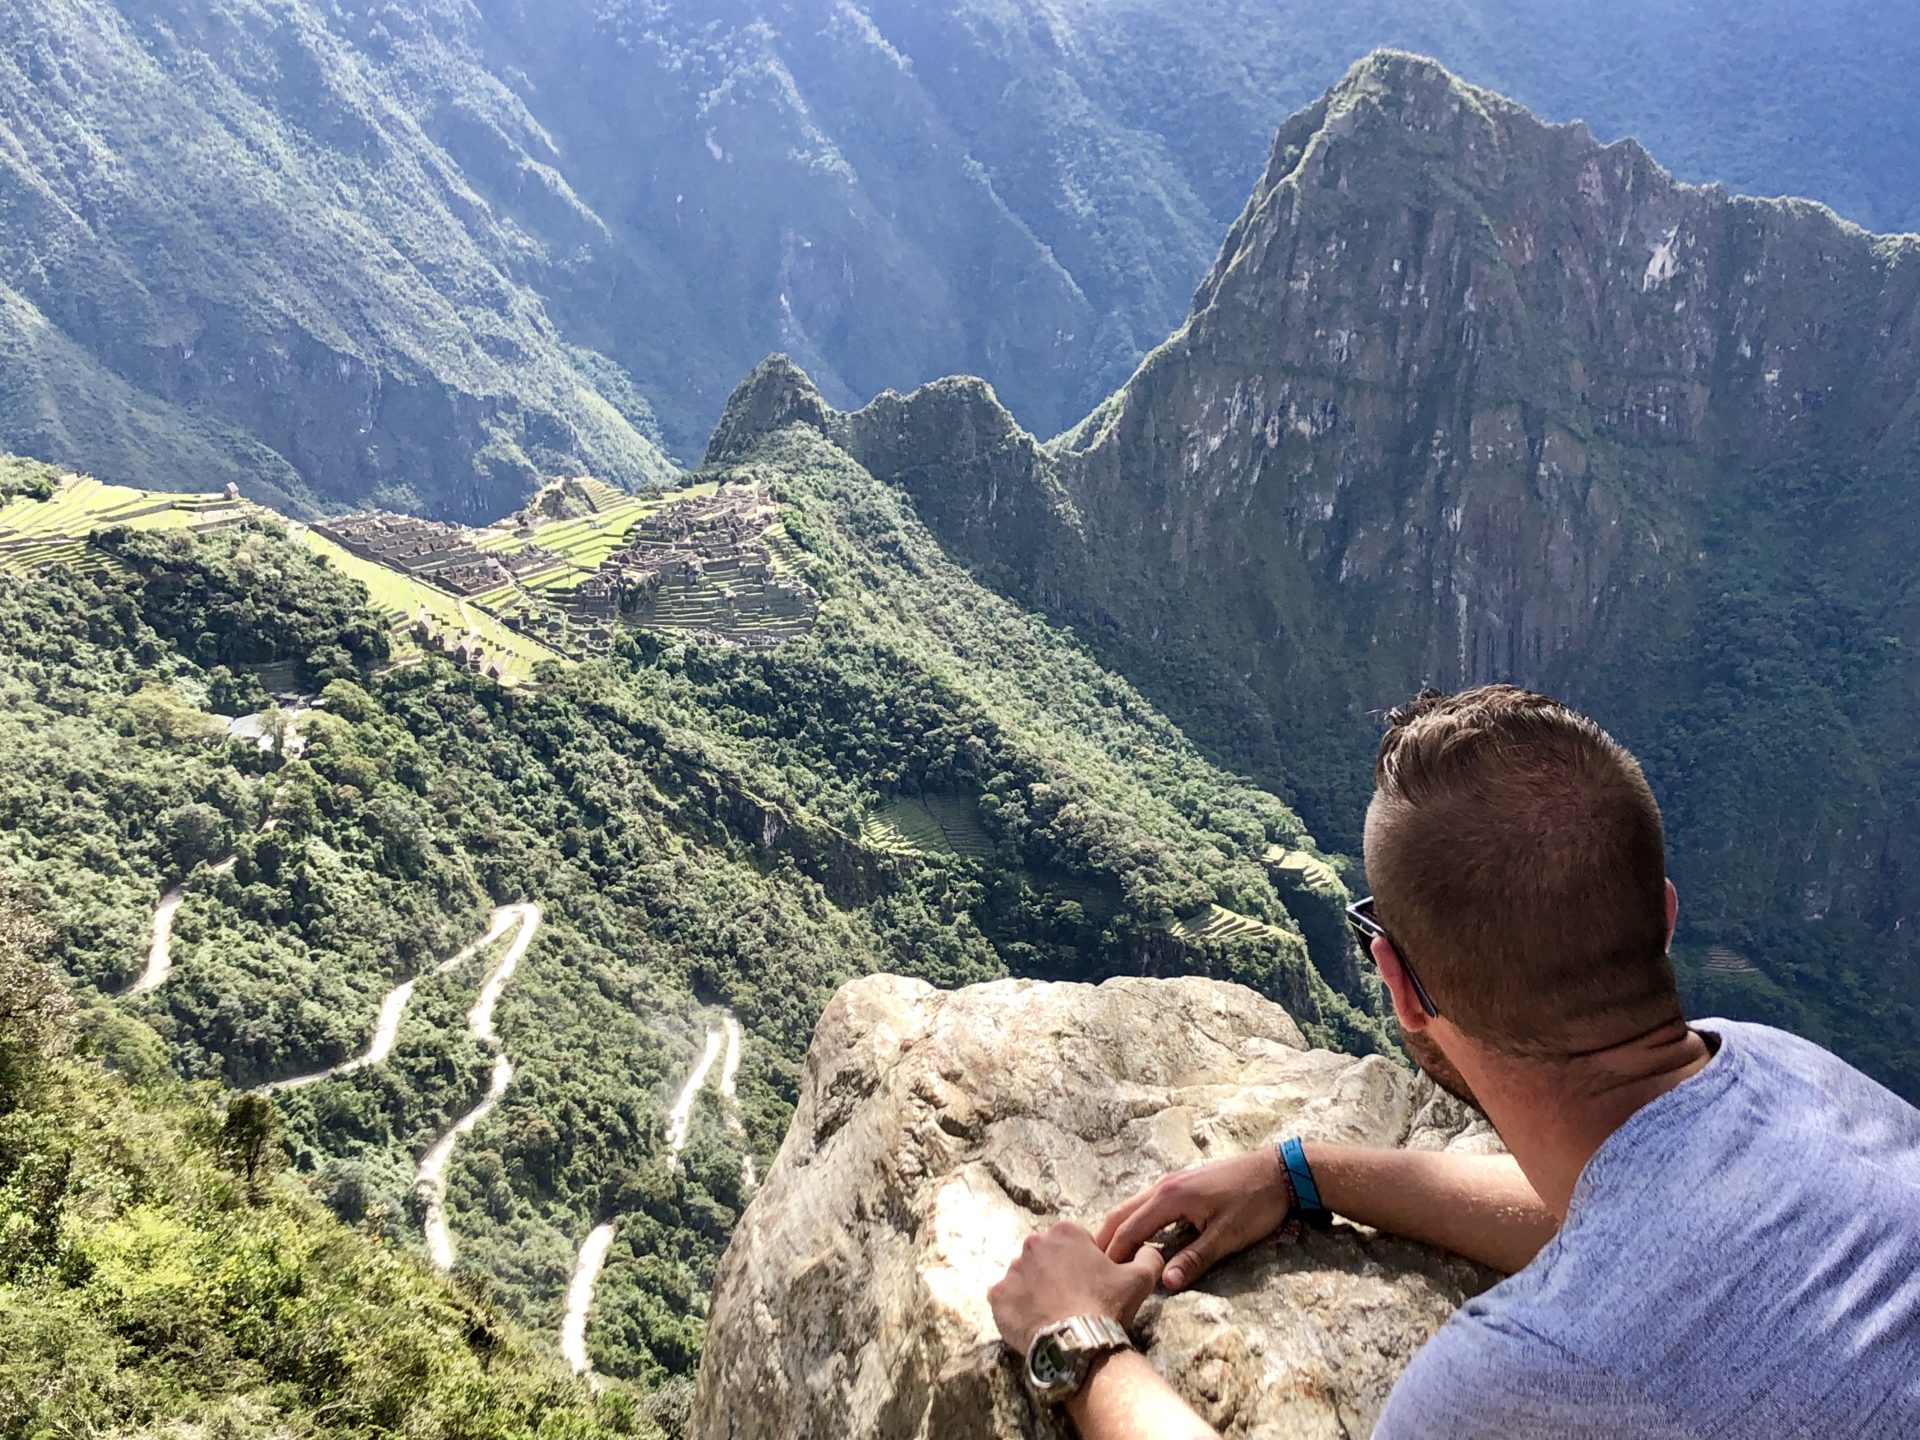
694, 974, 1499, 1439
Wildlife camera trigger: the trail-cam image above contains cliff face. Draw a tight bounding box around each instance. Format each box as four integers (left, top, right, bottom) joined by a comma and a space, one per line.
694, 972, 1494, 1438
754, 53, 1920, 1097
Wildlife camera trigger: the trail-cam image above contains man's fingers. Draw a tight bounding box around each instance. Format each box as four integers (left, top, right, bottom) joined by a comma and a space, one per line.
1105, 1189, 1187, 1263
1096, 1187, 1151, 1251
1162, 1231, 1220, 1293
1122, 1242, 1165, 1305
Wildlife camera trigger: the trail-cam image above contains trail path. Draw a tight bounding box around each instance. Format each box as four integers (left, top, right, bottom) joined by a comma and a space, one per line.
130, 856, 236, 995
563, 1008, 754, 1382
559, 1221, 617, 1379
664, 1025, 724, 1161
415, 902, 542, 1273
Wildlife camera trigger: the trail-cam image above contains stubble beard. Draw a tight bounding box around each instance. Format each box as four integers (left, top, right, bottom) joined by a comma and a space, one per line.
1401, 1023, 1487, 1118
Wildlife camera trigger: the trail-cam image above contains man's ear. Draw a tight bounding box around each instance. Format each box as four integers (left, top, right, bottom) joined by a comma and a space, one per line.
1372, 935, 1432, 1033
1665, 878, 1679, 952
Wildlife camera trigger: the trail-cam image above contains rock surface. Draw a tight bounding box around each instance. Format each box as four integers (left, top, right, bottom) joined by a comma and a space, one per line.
694, 973, 1497, 1439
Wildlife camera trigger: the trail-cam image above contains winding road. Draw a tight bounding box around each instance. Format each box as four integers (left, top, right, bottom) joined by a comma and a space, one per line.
664, 1025, 725, 1161
259, 902, 533, 1096
416, 902, 542, 1273
130, 856, 236, 995
719, 1012, 756, 1189
559, 1221, 618, 1379
561, 1007, 754, 1381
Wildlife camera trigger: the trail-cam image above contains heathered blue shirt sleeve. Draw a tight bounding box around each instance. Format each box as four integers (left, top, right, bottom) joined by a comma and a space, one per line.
1370, 1019, 1920, 1440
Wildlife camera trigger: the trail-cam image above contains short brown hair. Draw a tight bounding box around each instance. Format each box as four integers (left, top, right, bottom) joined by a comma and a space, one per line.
1364, 685, 1678, 1056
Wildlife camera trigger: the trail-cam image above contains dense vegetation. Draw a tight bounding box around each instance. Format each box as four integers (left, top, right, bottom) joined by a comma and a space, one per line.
0, 897, 660, 1438
0, 440, 1375, 1397
0, 454, 60, 502
1, 2, 1913, 516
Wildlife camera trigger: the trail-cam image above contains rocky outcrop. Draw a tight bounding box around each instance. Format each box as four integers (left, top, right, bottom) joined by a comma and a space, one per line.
694, 973, 1496, 1439
704, 356, 849, 468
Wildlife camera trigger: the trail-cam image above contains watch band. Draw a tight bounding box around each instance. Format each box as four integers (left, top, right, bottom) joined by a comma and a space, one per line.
1024, 1313, 1132, 1405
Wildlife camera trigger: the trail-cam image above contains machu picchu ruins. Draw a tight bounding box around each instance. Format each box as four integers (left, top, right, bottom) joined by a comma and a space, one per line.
2, 469, 818, 687
313, 480, 817, 660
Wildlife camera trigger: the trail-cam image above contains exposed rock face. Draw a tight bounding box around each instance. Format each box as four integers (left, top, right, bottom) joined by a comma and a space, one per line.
694, 973, 1495, 1439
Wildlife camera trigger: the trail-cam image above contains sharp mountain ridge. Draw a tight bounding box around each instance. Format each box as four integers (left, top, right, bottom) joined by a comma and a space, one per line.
710, 51, 1920, 1096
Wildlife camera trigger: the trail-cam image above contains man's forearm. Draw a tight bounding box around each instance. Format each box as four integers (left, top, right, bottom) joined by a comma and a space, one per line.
1063, 1351, 1218, 1440
1302, 1143, 1559, 1274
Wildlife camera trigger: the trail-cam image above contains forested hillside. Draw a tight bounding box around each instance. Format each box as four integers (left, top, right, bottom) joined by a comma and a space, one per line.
0, 897, 659, 1437
0, 1, 1913, 516
0, 423, 1377, 1406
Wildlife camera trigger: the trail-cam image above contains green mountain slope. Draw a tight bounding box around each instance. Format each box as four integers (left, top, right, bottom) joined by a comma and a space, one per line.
797, 53, 1920, 1097
0, 902, 653, 1438
1, 2, 1915, 513
0, 0, 676, 520
0, 428, 1381, 1396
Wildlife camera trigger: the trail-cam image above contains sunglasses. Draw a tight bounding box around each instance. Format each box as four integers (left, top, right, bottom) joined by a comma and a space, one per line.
1345, 896, 1441, 1019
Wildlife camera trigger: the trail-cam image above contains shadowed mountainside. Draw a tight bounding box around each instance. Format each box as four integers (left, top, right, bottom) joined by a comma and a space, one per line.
708, 52, 1920, 1096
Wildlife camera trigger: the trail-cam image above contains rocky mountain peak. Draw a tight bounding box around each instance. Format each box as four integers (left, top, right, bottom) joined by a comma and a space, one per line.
779, 57, 1920, 1066
703, 354, 846, 467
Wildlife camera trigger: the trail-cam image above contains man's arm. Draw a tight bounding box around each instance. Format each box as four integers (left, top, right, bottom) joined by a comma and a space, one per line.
1302, 1144, 1559, 1275
988, 1222, 1221, 1440
1099, 1142, 1558, 1286
1064, 1352, 1217, 1440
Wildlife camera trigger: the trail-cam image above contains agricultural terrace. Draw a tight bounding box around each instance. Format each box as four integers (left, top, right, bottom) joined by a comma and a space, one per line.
292, 525, 566, 686
1161, 903, 1294, 945
0, 474, 252, 578
859, 795, 994, 860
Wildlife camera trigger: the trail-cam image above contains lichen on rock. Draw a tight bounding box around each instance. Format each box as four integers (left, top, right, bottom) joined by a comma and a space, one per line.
694, 972, 1497, 1438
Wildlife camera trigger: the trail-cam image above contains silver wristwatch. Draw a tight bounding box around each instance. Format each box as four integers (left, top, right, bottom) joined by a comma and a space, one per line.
1024, 1314, 1133, 1405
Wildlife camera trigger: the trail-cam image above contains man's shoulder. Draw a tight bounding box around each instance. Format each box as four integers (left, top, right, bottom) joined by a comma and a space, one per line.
1374, 1301, 1695, 1440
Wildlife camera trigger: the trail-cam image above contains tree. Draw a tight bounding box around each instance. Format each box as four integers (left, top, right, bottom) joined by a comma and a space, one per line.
122, 683, 219, 744
0, 901, 73, 1115
162, 802, 234, 874
220, 1094, 281, 1194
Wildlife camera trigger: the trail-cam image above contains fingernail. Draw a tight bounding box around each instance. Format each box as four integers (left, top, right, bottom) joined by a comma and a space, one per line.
1165, 1267, 1183, 1288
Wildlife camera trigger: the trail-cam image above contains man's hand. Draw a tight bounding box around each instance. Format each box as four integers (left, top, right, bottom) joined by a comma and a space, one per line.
1097, 1148, 1292, 1292
988, 1220, 1165, 1356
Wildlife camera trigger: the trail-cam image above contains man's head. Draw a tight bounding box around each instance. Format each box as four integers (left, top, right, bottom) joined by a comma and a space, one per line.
1363, 686, 1680, 1088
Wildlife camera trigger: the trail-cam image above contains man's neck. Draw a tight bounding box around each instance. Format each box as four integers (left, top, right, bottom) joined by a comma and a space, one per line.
1464, 1019, 1716, 1218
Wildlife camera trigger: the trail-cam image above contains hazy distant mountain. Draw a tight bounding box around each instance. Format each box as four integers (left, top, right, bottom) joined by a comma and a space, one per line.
0, 0, 1914, 515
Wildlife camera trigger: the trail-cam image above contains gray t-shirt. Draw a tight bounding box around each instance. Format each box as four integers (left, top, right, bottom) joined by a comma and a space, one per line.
1375, 1019, 1920, 1439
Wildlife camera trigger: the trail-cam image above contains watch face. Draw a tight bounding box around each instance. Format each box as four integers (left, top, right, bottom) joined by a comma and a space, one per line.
1029, 1334, 1073, 1388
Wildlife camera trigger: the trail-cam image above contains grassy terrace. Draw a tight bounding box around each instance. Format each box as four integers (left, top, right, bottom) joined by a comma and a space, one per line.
291, 525, 566, 685
1162, 904, 1292, 945
859, 795, 994, 859
0, 474, 252, 578
1265, 846, 1345, 895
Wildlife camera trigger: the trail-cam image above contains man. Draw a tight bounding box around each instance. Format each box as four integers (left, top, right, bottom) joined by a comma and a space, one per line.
989, 685, 1920, 1438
